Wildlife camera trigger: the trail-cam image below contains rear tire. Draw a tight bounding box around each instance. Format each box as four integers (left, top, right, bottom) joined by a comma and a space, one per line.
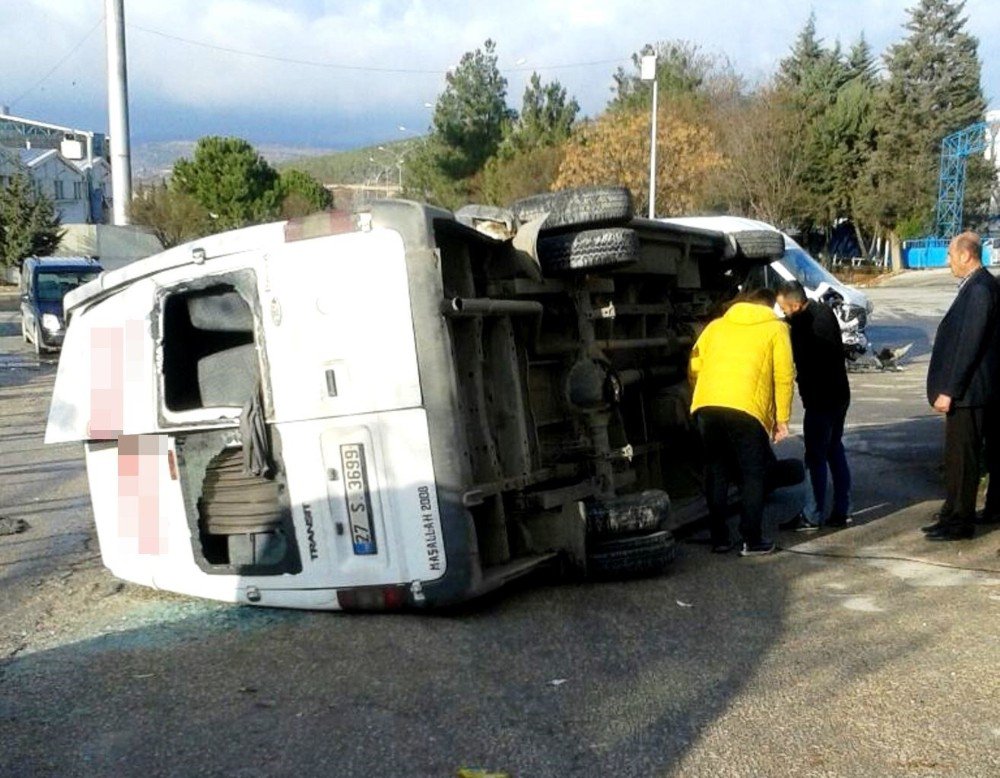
511, 186, 633, 232
732, 229, 785, 260
587, 530, 676, 579
537, 227, 639, 273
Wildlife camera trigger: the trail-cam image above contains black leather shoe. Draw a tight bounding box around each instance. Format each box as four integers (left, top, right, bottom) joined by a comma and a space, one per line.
921, 521, 948, 534
974, 510, 1000, 525
925, 524, 975, 541
825, 514, 853, 528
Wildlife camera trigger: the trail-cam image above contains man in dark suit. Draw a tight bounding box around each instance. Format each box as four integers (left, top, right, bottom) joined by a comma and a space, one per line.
924, 231, 1000, 541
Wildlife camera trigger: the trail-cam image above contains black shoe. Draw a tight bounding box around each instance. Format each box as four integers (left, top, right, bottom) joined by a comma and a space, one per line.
739, 540, 776, 557
974, 510, 1000, 525
779, 513, 819, 532
921, 520, 949, 534
824, 514, 853, 528
711, 541, 736, 554
925, 524, 975, 541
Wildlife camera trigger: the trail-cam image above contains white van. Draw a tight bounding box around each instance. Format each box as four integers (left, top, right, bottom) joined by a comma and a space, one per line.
46, 191, 800, 610
659, 216, 874, 355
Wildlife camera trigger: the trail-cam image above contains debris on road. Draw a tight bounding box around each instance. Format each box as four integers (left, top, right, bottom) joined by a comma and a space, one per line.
0, 516, 29, 535
847, 342, 913, 372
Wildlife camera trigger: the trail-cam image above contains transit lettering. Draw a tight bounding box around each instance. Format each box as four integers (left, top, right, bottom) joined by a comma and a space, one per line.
302, 502, 319, 561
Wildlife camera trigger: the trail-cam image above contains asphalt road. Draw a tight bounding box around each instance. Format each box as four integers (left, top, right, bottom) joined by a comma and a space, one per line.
1, 272, 999, 778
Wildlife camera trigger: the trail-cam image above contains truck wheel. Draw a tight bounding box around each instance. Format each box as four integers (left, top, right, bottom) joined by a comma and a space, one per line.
587, 530, 676, 579
538, 227, 639, 273
511, 186, 633, 232
766, 458, 805, 494
732, 229, 785, 260
586, 489, 671, 539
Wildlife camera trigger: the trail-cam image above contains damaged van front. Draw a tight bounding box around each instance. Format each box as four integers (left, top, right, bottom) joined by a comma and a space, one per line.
49, 192, 782, 610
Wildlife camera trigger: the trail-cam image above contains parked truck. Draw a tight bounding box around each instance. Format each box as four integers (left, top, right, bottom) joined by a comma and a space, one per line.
45, 188, 786, 610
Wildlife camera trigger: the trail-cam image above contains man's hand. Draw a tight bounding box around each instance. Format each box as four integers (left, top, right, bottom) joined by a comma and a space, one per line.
773, 422, 789, 443
933, 394, 952, 414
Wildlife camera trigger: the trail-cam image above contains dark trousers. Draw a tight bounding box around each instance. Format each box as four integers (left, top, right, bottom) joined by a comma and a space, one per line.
803, 403, 851, 519
696, 407, 771, 546
941, 406, 990, 527
981, 405, 1000, 518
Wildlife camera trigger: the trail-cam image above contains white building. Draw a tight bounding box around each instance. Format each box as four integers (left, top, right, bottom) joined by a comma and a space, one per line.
0, 111, 110, 224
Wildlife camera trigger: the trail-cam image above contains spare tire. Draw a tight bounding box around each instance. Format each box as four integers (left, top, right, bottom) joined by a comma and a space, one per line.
587, 530, 676, 579
537, 227, 639, 273
586, 490, 671, 539
511, 186, 633, 232
733, 229, 785, 259
766, 457, 805, 494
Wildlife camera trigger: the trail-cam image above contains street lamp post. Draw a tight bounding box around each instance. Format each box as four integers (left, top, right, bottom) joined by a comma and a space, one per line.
641, 54, 658, 219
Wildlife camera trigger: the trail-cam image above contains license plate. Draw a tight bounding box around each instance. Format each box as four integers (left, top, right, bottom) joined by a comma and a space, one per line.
340, 443, 377, 555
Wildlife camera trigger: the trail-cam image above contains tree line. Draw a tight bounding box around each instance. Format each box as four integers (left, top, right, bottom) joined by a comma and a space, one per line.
404, 0, 990, 263
0, 0, 988, 265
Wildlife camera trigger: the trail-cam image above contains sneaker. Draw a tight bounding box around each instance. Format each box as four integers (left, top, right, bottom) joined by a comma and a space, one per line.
824, 514, 853, 528
779, 513, 819, 532
739, 540, 776, 557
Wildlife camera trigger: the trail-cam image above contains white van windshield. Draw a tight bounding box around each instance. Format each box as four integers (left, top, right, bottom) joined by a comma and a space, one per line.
781, 247, 839, 290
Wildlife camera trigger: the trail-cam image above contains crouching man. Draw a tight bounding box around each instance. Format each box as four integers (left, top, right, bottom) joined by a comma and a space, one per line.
689, 288, 795, 556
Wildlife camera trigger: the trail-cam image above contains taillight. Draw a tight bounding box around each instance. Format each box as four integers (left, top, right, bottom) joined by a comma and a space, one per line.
336, 585, 408, 611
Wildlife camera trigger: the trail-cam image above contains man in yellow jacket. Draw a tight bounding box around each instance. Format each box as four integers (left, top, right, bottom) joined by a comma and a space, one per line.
689, 288, 795, 556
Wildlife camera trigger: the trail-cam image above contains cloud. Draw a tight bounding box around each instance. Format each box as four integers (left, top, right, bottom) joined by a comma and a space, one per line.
3, 0, 1000, 144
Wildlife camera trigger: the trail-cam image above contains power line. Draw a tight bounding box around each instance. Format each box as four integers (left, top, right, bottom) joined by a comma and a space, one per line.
129, 23, 625, 76
11, 17, 105, 107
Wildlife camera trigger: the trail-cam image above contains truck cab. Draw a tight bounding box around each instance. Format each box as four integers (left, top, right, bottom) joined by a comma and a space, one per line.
46, 192, 781, 610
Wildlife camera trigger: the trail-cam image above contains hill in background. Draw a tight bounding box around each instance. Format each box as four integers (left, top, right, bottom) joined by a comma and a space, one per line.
133, 138, 418, 186
277, 138, 416, 185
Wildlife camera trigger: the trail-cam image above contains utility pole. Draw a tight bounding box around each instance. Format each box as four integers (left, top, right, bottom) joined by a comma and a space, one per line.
105, 0, 132, 225
641, 55, 658, 219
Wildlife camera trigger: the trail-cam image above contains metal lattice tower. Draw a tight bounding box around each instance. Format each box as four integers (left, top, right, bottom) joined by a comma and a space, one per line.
934, 120, 1000, 238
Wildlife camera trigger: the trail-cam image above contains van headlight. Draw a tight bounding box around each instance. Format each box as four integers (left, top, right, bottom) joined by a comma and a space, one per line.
42, 313, 62, 332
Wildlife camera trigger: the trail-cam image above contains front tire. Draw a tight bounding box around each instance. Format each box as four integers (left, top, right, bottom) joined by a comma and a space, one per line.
587, 530, 676, 579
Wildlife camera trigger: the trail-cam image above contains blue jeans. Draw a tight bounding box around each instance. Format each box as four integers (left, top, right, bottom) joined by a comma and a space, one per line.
803, 403, 851, 521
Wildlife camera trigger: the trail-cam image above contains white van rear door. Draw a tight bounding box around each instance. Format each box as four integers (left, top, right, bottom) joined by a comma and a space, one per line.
260, 228, 422, 422
46, 279, 159, 444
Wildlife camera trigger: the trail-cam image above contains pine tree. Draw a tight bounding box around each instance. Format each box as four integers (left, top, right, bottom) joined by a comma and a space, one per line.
845, 34, 877, 85
778, 12, 825, 89
608, 40, 729, 113
859, 0, 987, 242
0, 172, 64, 268
430, 39, 516, 179
506, 73, 579, 152
172, 136, 283, 231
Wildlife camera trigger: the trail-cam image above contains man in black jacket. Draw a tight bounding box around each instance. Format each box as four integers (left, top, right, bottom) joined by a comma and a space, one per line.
776, 281, 852, 530
923, 232, 1000, 541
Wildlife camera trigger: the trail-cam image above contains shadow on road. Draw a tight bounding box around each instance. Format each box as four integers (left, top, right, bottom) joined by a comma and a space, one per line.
0, 409, 974, 776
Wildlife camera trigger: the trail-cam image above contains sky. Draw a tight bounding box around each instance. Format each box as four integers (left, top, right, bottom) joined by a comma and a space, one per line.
4, 0, 1000, 151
